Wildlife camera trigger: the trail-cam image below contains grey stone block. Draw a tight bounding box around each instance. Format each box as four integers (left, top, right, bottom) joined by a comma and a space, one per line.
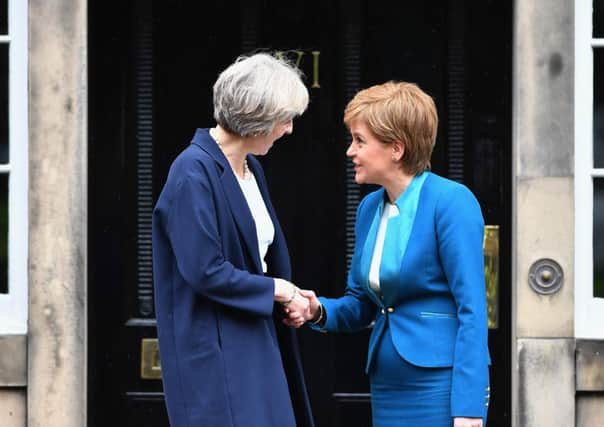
514, 0, 574, 177
0, 335, 26, 386
517, 338, 575, 426
576, 340, 604, 391
577, 393, 604, 427
0, 389, 26, 427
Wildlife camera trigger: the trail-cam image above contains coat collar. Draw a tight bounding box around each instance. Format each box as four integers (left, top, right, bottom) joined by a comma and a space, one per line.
191, 128, 264, 274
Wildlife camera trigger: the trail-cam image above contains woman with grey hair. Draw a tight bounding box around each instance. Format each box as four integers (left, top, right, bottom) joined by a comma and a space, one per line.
152, 53, 315, 427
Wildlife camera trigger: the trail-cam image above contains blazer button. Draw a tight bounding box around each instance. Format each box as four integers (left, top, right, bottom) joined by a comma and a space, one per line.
387, 307, 394, 313
381, 308, 385, 314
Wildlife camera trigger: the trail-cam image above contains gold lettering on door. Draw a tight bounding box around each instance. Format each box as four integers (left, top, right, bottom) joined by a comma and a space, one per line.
275, 50, 321, 89
311, 51, 320, 88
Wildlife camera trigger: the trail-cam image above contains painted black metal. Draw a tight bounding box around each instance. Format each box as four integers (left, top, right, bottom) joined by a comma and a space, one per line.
134, 1, 155, 318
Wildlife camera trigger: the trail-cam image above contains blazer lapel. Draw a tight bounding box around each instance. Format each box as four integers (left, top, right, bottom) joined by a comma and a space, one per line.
359, 190, 386, 307
192, 129, 263, 274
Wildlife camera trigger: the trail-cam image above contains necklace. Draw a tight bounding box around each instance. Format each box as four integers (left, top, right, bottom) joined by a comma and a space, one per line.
210, 128, 250, 180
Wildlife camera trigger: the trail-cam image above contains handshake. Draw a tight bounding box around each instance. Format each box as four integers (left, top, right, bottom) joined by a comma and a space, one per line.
274, 278, 322, 328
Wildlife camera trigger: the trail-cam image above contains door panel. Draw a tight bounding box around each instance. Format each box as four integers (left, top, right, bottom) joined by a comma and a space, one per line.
89, 1, 511, 426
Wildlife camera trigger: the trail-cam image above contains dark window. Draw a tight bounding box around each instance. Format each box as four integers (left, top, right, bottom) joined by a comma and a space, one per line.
594, 48, 604, 168
0, 174, 7, 294
595, 0, 604, 38
0, 37, 5, 293
0, 0, 6, 35
594, 179, 604, 298
0, 44, 7, 164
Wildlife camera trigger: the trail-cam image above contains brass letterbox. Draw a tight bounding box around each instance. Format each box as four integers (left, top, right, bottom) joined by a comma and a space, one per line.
141, 338, 162, 380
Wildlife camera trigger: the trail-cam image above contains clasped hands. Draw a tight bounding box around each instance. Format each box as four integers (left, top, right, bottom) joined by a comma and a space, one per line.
274, 279, 320, 328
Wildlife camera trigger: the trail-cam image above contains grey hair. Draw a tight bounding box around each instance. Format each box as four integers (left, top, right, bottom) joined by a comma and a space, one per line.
213, 53, 309, 137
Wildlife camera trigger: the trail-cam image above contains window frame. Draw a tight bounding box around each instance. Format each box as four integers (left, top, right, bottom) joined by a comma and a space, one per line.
575, 0, 604, 339
0, 0, 28, 334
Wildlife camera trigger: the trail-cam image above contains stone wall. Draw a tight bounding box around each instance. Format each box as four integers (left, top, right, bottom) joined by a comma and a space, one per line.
27, 1, 87, 426
513, 0, 576, 425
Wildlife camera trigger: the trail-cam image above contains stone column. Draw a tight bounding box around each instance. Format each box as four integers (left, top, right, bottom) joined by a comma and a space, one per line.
513, 0, 575, 426
28, 1, 87, 426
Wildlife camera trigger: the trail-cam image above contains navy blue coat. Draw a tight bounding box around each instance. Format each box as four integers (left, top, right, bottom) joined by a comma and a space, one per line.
152, 128, 314, 427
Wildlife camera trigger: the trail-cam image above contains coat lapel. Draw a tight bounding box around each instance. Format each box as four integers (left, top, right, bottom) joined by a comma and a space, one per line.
246, 158, 291, 279
191, 129, 263, 274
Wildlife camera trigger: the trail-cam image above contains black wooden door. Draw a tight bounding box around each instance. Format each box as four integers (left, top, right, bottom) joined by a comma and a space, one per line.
89, 1, 511, 426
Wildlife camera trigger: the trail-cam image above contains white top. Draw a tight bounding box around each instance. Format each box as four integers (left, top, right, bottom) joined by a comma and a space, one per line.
237, 174, 275, 273
368, 202, 400, 293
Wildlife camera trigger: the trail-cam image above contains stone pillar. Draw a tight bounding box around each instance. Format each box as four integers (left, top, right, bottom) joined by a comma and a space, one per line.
0, 335, 27, 427
28, 1, 87, 426
513, 0, 575, 426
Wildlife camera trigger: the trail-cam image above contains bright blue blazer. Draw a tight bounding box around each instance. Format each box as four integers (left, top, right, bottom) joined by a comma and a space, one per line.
152, 129, 314, 427
318, 172, 491, 419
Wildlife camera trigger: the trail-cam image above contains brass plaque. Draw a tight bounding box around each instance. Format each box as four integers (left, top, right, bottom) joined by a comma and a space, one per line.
483, 225, 499, 329
141, 338, 162, 380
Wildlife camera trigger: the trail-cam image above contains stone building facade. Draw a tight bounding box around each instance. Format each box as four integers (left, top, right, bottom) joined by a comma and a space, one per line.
0, 1, 602, 426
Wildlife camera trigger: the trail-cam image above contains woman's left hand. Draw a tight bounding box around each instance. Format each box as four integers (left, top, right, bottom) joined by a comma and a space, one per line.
454, 417, 483, 427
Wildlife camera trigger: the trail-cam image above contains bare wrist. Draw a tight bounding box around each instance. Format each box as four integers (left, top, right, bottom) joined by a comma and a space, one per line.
274, 279, 295, 303
282, 286, 298, 307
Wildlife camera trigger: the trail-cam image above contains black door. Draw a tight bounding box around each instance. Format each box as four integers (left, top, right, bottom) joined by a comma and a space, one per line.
89, 1, 511, 426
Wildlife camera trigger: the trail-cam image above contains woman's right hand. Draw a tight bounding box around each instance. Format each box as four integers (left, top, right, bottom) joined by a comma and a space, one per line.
298, 289, 320, 321
283, 288, 323, 328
